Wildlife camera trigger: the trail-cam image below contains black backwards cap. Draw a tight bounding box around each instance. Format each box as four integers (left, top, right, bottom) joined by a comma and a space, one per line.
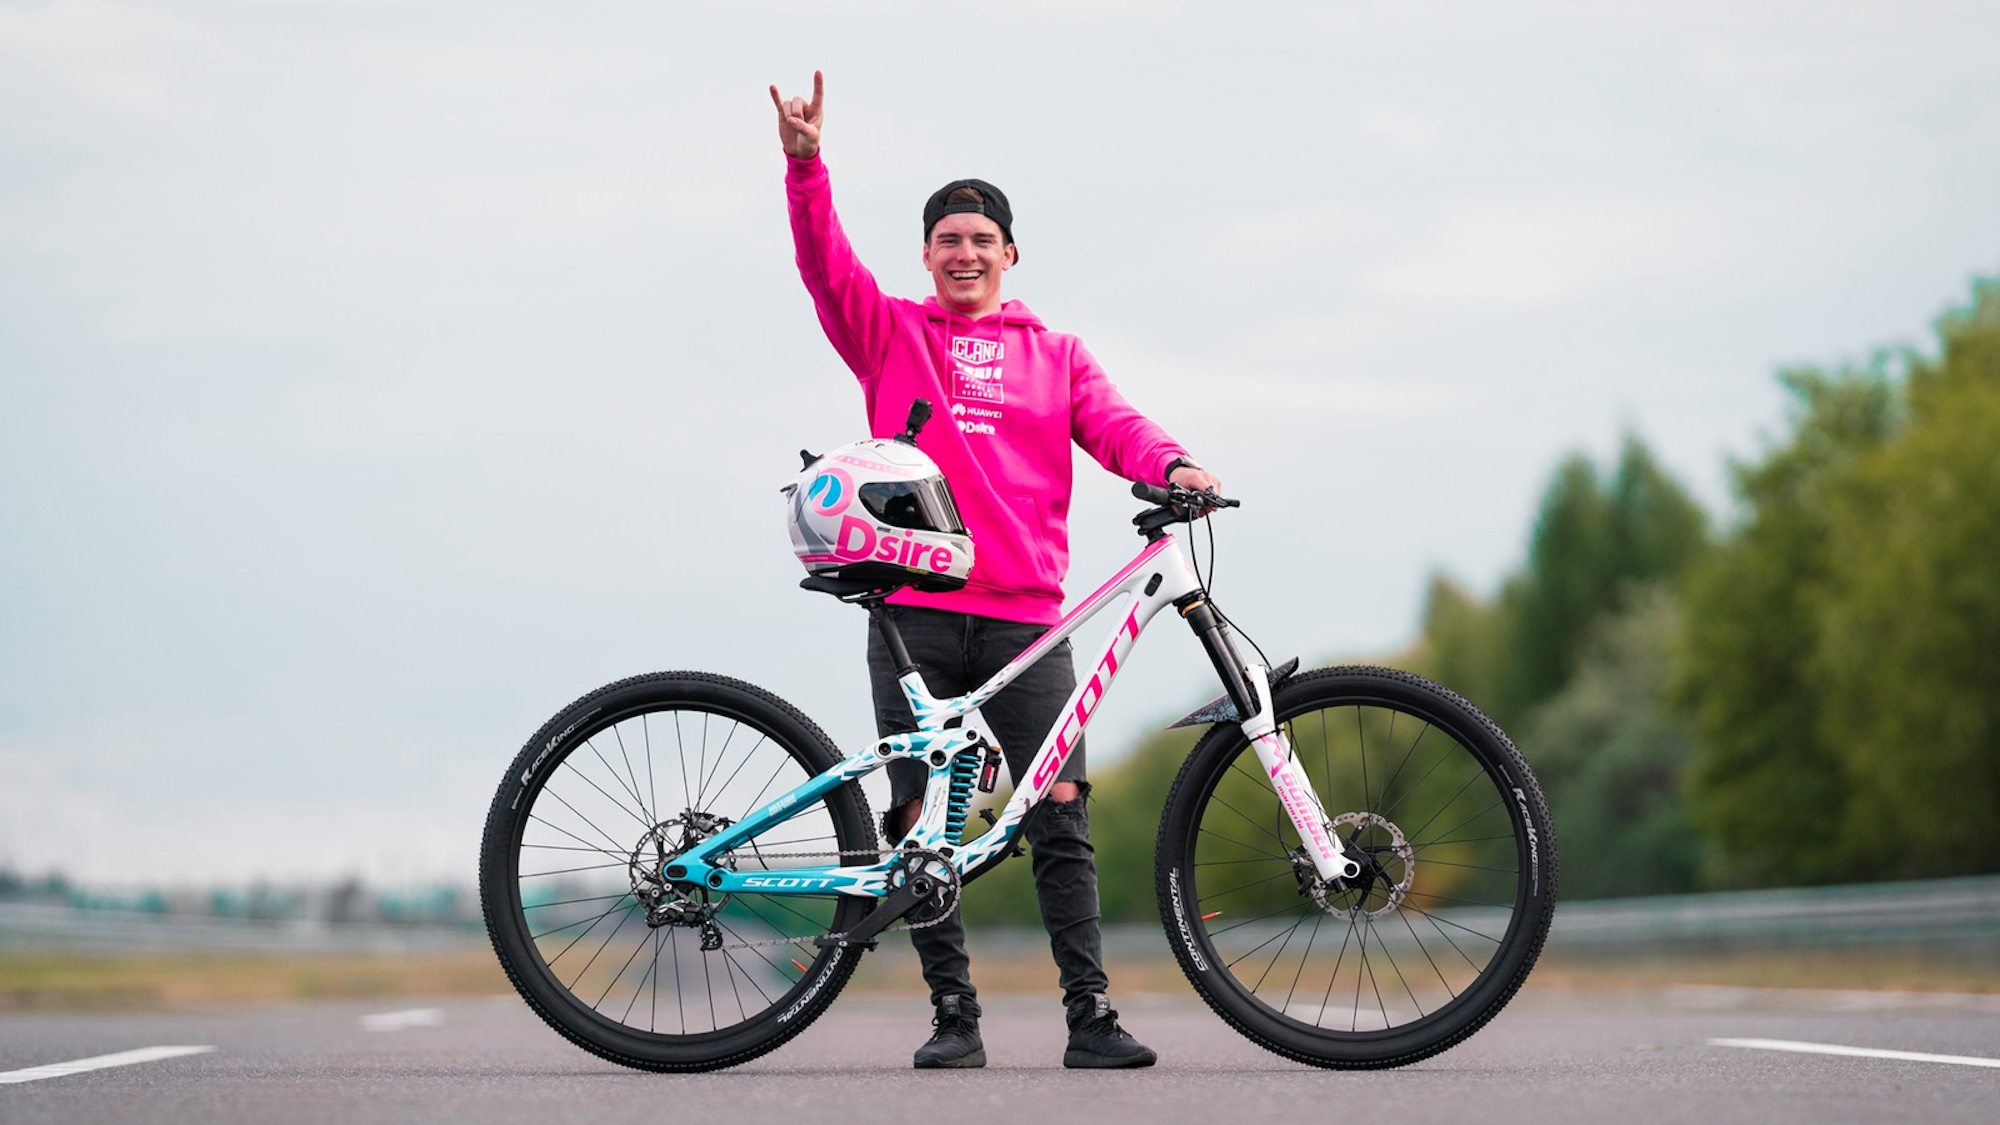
923, 178, 1015, 257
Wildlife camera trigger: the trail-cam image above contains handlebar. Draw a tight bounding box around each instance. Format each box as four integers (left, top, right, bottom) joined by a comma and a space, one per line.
1130, 481, 1238, 538
1130, 481, 1239, 509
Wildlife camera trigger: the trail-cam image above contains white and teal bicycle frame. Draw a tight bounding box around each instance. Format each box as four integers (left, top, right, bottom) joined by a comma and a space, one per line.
660, 505, 1365, 948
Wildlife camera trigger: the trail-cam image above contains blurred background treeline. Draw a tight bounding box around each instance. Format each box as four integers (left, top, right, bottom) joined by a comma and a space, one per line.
964, 273, 2000, 925
0, 866, 477, 931
10, 278, 1997, 930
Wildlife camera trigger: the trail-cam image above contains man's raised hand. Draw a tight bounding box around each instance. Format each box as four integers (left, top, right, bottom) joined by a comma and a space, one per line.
769, 70, 823, 159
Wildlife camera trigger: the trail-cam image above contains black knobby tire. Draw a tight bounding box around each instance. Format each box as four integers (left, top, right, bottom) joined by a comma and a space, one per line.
1155, 666, 1557, 1069
479, 672, 876, 1072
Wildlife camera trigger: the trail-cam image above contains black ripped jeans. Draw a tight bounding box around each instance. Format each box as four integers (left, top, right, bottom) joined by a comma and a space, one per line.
867, 604, 1110, 1013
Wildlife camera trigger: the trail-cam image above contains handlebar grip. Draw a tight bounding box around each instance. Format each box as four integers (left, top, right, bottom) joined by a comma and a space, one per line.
1131, 481, 1171, 504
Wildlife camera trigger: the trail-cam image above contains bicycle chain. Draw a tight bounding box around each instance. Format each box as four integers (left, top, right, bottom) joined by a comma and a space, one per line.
699, 844, 961, 952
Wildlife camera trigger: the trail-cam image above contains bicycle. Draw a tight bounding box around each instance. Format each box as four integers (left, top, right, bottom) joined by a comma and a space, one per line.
478, 400, 1558, 1071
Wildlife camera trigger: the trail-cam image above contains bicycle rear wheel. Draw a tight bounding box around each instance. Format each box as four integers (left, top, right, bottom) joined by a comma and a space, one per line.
479, 671, 876, 1071
1156, 665, 1556, 1068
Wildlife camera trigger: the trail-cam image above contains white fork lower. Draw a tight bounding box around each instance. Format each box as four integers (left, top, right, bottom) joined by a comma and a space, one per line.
1239, 668, 1364, 882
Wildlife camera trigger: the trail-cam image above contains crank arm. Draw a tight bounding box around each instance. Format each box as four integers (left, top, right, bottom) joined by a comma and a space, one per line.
812, 876, 931, 951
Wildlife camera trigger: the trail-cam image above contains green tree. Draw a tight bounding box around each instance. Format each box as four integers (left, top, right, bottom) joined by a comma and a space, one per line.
1417, 435, 1709, 732
1403, 436, 1713, 899
1492, 455, 1610, 724
1525, 586, 1705, 897
1675, 278, 2000, 884
1675, 366, 1896, 885
1817, 282, 2000, 874
1413, 573, 1511, 713
1500, 439, 1711, 723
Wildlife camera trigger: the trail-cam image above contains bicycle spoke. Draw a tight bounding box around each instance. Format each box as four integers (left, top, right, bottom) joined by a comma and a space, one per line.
1374, 736, 1456, 822
521, 816, 626, 863
1396, 898, 1507, 949
1400, 905, 1457, 997
1201, 792, 1293, 852
1211, 899, 1317, 944
560, 902, 641, 992
1399, 763, 1490, 843
1315, 915, 1358, 1027
519, 860, 627, 880
1280, 910, 1327, 1013
1355, 706, 1370, 819
1222, 908, 1314, 971
540, 785, 643, 856
622, 930, 663, 1027
1193, 867, 1297, 903
1195, 825, 1290, 861
595, 917, 659, 1008
1413, 856, 1519, 876
593, 728, 656, 827
674, 711, 693, 817
1375, 720, 1434, 816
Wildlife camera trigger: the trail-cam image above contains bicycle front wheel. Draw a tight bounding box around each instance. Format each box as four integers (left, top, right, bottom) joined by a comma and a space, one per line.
479, 672, 877, 1071
1156, 666, 1557, 1069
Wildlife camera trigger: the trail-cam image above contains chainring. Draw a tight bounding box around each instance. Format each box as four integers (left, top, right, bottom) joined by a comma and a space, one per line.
884, 846, 961, 926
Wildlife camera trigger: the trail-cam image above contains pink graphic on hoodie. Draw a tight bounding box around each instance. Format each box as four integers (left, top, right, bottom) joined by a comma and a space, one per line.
786, 152, 1190, 625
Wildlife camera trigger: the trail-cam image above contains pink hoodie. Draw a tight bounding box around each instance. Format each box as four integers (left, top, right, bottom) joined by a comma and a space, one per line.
786, 153, 1189, 625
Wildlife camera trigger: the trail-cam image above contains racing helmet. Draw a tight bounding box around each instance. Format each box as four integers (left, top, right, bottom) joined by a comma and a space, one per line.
783, 437, 974, 594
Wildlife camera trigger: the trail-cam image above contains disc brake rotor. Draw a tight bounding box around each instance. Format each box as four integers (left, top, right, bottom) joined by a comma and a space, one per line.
1311, 811, 1415, 920
630, 811, 734, 930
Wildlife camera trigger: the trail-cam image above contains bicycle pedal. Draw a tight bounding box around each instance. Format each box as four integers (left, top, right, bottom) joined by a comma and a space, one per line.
812, 934, 879, 951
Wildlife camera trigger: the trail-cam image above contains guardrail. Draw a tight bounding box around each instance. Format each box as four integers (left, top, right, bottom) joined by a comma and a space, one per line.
0, 901, 482, 955
1543, 873, 2000, 953
5, 874, 1997, 957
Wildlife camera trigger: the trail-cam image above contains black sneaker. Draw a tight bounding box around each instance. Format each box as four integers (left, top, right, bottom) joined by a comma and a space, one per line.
914, 994, 986, 1069
1063, 993, 1157, 1069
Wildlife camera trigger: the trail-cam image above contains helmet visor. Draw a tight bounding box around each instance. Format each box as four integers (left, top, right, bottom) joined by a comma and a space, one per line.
860, 476, 966, 533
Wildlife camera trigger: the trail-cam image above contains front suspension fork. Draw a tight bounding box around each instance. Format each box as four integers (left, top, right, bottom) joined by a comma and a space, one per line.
1181, 596, 1363, 883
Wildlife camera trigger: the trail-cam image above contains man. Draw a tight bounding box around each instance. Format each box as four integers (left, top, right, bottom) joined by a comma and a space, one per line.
771, 71, 1219, 1070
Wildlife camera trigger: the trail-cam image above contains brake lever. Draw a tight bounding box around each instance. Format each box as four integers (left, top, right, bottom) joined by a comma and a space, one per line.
1171, 486, 1240, 512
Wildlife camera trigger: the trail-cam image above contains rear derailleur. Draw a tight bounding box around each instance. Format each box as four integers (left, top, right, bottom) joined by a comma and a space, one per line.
631, 810, 735, 950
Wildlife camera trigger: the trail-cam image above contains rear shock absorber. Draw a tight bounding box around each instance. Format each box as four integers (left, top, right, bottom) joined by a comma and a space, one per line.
943, 747, 982, 842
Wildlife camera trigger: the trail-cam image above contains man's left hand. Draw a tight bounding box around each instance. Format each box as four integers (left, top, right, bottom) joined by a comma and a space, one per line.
1169, 465, 1222, 495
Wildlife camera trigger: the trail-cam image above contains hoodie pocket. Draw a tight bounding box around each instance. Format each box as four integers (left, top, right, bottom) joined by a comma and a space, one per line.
987, 491, 1060, 593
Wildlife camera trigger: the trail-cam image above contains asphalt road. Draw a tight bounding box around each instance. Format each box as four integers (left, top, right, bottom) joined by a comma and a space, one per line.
3, 986, 1997, 1125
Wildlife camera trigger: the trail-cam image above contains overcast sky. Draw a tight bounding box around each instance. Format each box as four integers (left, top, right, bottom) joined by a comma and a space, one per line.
4, 0, 1997, 886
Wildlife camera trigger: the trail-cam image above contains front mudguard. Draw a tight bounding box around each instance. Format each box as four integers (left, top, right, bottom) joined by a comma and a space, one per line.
1166, 657, 1300, 729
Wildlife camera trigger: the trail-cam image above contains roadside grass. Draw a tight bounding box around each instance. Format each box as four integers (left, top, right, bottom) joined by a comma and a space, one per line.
1530, 947, 2000, 995
0, 948, 507, 1012
5, 940, 1995, 1013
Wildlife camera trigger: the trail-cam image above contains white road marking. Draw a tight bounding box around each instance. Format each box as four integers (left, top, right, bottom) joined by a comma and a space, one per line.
0, 1045, 216, 1085
1671, 985, 2000, 1013
360, 1007, 444, 1033
1710, 1037, 2000, 1069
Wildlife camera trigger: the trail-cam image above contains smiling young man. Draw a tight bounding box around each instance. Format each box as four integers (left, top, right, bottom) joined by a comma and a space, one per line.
771, 71, 1219, 1070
